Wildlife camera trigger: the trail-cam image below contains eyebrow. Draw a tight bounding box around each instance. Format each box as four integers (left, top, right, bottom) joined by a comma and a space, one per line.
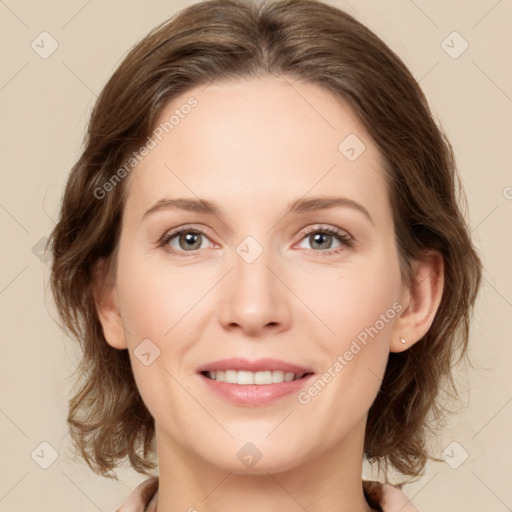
142, 195, 374, 225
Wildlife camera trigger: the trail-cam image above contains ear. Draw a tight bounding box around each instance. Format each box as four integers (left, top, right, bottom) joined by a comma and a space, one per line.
390, 250, 444, 353
92, 258, 128, 350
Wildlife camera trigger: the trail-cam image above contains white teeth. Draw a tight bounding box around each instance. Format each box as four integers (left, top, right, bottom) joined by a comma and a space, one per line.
206, 370, 306, 384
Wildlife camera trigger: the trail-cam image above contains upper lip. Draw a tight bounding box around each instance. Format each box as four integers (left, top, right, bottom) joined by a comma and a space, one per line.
197, 358, 314, 374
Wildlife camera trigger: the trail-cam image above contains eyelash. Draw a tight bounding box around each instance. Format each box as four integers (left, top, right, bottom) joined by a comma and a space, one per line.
157, 224, 354, 258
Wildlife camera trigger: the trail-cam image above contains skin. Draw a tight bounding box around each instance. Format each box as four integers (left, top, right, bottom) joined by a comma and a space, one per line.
95, 75, 444, 512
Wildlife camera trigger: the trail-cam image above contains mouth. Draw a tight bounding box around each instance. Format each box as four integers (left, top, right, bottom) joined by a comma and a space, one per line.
196, 358, 315, 405
200, 369, 314, 384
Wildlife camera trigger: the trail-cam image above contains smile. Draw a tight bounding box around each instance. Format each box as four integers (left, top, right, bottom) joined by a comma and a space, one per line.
202, 369, 313, 384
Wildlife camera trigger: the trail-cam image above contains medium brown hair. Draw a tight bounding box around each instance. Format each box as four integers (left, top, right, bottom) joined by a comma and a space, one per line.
47, 0, 482, 486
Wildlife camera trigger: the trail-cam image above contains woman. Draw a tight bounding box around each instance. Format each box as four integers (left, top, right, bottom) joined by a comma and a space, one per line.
47, 0, 482, 510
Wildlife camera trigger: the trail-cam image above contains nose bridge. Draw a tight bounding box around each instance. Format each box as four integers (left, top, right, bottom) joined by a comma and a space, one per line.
233, 232, 279, 299
218, 231, 289, 332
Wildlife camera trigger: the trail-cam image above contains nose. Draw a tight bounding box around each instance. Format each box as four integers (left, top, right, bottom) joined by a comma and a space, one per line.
218, 243, 291, 336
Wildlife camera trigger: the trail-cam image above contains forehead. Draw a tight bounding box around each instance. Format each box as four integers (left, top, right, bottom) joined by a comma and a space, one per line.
123, 76, 390, 223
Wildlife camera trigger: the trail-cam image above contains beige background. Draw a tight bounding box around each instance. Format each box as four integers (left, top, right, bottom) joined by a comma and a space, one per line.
1, 0, 511, 510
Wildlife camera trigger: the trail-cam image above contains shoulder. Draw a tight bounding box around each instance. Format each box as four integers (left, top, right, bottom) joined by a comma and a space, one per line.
115, 476, 159, 512
363, 479, 419, 512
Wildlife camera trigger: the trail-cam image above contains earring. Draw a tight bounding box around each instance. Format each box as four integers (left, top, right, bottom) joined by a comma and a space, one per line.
400, 336, 406, 344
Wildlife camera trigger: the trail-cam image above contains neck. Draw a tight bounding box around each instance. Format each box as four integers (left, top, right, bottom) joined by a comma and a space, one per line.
153, 415, 375, 512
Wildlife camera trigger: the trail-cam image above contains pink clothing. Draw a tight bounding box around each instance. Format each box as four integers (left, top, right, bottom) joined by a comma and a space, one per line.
115, 476, 419, 511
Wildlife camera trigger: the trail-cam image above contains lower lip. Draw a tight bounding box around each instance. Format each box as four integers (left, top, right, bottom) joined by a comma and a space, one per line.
199, 373, 315, 406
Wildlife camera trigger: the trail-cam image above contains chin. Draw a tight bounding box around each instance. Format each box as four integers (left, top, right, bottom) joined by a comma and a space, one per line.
202, 440, 314, 476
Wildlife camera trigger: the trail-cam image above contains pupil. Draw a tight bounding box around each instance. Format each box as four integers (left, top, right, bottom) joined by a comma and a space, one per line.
312, 232, 331, 249
182, 232, 201, 250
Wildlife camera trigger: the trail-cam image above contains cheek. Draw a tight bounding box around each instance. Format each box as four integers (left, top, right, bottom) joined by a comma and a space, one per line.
299, 272, 398, 424
323, 254, 401, 397
116, 251, 194, 339
115, 254, 202, 389
116, 265, 193, 422
310, 261, 401, 346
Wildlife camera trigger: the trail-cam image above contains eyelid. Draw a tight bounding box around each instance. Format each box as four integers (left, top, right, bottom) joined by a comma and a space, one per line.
297, 224, 353, 242
161, 223, 212, 238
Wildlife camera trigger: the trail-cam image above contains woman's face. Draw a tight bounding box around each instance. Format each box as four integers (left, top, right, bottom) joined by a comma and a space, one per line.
105, 76, 407, 473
